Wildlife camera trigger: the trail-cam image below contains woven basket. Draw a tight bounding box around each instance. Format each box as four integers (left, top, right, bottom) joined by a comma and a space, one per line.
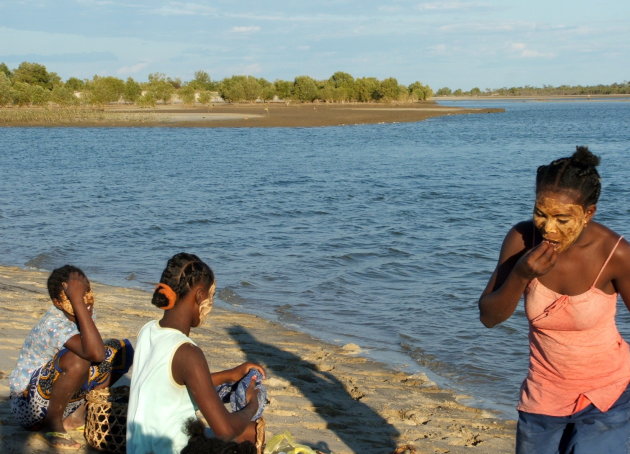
85, 386, 129, 453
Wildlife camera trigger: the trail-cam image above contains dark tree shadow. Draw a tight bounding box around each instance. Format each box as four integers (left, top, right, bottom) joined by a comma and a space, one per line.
227, 326, 400, 453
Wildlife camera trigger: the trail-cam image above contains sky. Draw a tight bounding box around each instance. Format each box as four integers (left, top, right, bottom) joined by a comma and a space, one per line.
1, 1, 629, 90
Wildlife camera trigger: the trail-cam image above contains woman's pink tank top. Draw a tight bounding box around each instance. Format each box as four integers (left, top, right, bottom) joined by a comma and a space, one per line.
519, 236, 630, 416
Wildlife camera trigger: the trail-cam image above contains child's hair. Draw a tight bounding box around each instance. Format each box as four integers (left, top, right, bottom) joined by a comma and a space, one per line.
152, 253, 214, 309
47, 265, 87, 300
535, 145, 601, 207
180, 418, 256, 454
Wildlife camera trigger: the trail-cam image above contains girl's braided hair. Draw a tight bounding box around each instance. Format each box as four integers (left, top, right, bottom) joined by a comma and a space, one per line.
535, 146, 601, 207
152, 253, 214, 308
47, 265, 86, 301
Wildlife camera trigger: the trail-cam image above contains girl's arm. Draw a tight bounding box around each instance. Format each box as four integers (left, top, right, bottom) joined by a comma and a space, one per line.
479, 225, 557, 328
172, 343, 259, 441
63, 272, 105, 362
609, 238, 630, 312
211, 362, 266, 386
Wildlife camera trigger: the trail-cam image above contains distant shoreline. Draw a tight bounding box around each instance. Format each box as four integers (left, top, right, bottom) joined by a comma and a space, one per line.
0, 102, 503, 128
436, 94, 630, 102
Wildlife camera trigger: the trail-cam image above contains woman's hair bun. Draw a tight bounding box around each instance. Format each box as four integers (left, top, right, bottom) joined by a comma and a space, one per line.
571, 145, 600, 169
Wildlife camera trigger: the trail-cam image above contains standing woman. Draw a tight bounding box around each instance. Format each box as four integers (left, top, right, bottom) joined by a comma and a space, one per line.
479, 146, 630, 453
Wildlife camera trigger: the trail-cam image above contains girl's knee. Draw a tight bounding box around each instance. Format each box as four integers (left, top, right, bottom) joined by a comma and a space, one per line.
58, 350, 90, 375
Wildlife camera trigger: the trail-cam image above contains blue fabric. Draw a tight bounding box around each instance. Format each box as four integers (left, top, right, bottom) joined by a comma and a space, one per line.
516, 384, 630, 454
215, 369, 267, 421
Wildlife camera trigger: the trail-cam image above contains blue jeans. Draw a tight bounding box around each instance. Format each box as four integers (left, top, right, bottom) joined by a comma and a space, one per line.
516, 385, 630, 454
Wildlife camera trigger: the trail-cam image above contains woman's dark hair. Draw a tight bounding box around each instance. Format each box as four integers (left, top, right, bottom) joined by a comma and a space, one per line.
47, 265, 86, 300
152, 253, 214, 308
535, 145, 601, 207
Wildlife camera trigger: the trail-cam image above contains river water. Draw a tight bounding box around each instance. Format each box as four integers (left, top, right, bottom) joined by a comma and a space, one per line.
1, 98, 629, 417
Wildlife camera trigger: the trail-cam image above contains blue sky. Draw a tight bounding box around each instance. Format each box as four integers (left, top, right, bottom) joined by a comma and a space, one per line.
1, 1, 628, 90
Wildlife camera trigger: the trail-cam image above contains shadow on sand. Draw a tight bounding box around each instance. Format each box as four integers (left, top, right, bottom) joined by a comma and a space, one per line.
227, 325, 400, 453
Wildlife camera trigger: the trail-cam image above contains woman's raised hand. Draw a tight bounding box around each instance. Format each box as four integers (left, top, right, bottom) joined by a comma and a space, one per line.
514, 241, 558, 280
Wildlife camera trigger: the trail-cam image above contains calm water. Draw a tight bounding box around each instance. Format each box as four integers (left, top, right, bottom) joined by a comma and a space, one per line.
1, 100, 630, 417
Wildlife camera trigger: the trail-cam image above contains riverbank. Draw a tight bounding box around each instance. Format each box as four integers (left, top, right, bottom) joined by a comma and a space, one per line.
0, 265, 516, 453
0, 102, 503, 128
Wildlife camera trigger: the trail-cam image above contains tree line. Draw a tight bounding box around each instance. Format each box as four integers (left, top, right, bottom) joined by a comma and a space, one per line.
434, 83, 630, 97
0, 62, 433, 107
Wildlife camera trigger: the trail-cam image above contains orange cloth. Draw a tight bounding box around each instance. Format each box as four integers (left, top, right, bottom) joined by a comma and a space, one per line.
519, 236, 630, 416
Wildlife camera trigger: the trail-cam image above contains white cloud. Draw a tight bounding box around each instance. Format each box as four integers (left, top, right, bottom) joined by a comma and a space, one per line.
231, 26, 261, 34
415, 1, 490, 12
149, 2, 216, 16
240, 63, 262, 75
509, 42, 554, 58
116, 61, 150, 74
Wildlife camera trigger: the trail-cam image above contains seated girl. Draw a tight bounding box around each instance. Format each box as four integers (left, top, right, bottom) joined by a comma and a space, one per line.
8, 265, 133, 449
126, 252, 267, 454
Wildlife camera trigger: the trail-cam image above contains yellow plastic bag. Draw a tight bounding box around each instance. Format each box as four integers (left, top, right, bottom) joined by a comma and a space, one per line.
264, 431, 317, 454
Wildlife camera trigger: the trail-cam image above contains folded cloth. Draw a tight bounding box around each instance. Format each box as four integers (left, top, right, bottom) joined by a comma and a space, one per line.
216, 368, 267, 421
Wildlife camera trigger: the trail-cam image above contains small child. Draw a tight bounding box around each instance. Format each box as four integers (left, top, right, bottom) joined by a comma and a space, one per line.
8, 265, 133, 449
126, 253, 267, 454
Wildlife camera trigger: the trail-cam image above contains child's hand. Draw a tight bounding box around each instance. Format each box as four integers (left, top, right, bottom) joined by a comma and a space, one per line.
63, 271, 90, 307
236, 362, 266, 380
245, 376, 260, 411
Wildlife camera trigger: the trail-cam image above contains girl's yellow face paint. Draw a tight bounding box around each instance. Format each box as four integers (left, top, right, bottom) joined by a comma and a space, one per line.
533, 195, 589, 252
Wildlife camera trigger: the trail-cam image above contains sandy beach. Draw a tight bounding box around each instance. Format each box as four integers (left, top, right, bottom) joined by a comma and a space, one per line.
0, 265, 515, 453
0, 102, 503, 128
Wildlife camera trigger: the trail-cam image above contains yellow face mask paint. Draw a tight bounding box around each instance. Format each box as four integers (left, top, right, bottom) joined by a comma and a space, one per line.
533, 195, 589, 252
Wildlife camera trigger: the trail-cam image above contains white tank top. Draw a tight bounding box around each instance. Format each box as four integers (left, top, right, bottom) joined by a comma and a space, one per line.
126, 320, 197, 454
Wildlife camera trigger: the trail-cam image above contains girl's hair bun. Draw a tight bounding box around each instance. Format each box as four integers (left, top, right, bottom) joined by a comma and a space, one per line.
572, 145, 600, 169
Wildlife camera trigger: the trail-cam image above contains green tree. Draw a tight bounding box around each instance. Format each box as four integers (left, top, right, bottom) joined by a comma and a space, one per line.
178, 84, 196, 105
51, 85, 79, 106
219, 76, 246, 102
258, 78, 275, 101
355, 77, 381, 102
137, 91, 157, 107
379, 77, 401, 101
85, 76, 125, 104
13, 62, 60, 89
65, 77, 85, 91
328, 71, 355, 101
408, 81, 432, 101
11, 82, 31, 105
197, 90, 213, 105
123, 77, 142, 103
435, 87, 452, 96
0, 72, 12, 105
470, 87, 481, 96
189, 70, 214, 91
292, 76, 319, 102
0, 62, 12, 78
274, 79, 292, 100
145, 73, 175, 103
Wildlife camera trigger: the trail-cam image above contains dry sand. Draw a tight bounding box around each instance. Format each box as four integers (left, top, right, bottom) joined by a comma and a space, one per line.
0, 102, 503, 128
0, 265, 516, 453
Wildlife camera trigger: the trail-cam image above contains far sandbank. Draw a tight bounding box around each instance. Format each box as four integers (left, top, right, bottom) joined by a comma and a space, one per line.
0, 102, 503, 128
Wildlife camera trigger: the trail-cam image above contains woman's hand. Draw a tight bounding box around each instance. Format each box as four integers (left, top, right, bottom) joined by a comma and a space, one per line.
514, 241, 558, 280
63, 271, 90, 308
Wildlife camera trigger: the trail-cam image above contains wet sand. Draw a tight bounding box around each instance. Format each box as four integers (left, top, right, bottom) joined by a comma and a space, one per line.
0, 102, 503, 128
0, 266, 515, 453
